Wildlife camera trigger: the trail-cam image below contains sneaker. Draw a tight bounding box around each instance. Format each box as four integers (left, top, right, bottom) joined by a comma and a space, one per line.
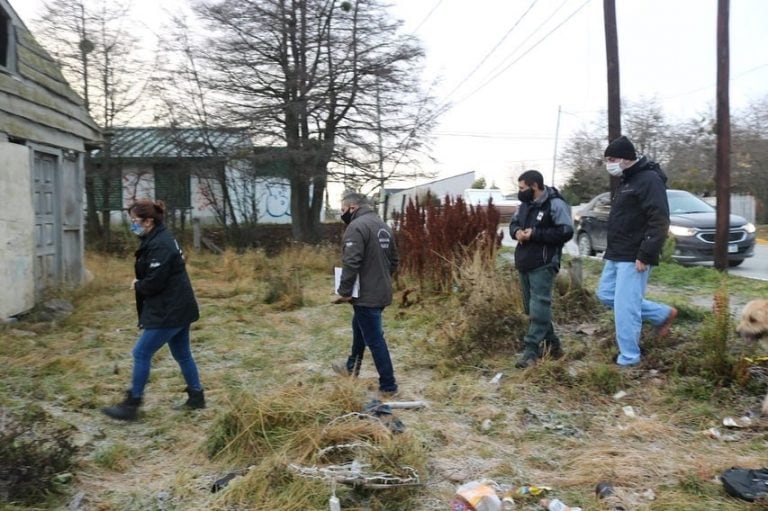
331, 361, 351, 377
656, 307, 678, 338
515, 351, 539, 369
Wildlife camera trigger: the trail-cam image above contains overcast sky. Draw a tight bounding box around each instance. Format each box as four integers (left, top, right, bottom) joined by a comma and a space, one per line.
13, 0, 768, 192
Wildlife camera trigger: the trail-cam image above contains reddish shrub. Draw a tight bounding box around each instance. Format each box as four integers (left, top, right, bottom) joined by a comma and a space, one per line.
393, 193, 502, 292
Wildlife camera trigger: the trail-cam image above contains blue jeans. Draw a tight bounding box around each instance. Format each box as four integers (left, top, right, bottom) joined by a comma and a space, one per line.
345, 305, 397, 393
519, 265, 559, 354
597, 260, 672, 366
130, 325, 202, 398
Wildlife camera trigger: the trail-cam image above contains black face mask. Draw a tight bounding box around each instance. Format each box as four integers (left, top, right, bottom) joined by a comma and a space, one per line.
341, 209, 353, 224
517, 188, 535, 203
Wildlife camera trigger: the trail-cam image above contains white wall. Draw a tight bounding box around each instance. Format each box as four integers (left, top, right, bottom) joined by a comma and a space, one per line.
114, 163, 304, 225
386, 171, 476, 219
0, 142, 35, 319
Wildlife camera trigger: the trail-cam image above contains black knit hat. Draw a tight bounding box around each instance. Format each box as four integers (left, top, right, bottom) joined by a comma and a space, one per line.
604, 136, 637, 160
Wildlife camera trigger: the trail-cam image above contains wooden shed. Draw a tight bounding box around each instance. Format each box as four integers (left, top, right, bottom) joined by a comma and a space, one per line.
0, 0, 101, 319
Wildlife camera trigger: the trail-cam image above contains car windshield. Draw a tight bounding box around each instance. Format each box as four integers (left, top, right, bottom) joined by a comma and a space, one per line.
667, 191, 715, 214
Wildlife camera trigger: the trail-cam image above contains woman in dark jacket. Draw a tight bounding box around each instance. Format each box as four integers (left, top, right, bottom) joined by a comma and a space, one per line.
102, 200, 205, 421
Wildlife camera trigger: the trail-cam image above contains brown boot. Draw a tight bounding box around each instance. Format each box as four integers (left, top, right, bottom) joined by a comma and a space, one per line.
656, 307, 678, 338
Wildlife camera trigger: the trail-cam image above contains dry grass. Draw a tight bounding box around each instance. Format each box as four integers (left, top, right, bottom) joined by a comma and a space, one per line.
2, 247, 768, 510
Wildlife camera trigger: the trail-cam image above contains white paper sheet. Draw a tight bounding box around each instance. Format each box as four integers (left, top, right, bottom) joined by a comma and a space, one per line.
334, 267, 360, 298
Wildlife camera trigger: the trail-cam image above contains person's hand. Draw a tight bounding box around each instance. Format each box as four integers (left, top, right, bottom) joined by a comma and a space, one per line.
333, 295, 353, 304
635, 259, 648, 272
131, 278, 138, 290
515, 228, 532, 242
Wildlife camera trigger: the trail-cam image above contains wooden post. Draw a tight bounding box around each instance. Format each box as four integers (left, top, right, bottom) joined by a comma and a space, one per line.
193, 217, 201, 253
603, 0, 621, 197
714, 0, 731, 271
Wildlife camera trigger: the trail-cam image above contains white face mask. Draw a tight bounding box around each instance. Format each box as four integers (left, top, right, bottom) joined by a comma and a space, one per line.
606, 161, 624, 177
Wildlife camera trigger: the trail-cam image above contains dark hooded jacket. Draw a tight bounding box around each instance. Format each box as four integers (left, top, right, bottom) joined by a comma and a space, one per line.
134, 224, 199, 329
604, 156, 670, 265
338, 205, 399, 308
509, 186, 573, 272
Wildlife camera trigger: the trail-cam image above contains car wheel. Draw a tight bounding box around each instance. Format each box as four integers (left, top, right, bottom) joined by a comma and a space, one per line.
728, 259, 744, 267
577, 233, 595, 256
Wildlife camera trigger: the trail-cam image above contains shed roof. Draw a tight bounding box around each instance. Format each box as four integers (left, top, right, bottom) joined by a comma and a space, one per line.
96, 127, 253, 159
0, 0, 101, 150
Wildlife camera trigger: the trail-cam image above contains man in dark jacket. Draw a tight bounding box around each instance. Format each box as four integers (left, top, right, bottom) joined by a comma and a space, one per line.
509, 170, 574, 368
597, 136, 677, 367
333, 193, 399, 397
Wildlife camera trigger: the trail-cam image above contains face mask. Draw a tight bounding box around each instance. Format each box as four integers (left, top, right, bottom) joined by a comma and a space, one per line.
341, 209, 353, 225
130, 221, 146, 236
606, 162, 624, 177
517, 188, 535, 203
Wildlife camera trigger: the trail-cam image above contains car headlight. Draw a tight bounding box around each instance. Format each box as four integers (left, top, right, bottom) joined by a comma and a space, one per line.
743, 222, 756, 234
669, 225, 696, 237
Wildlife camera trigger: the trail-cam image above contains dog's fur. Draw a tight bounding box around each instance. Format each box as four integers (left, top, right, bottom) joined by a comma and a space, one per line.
736, 299, 768, 414
737, 299, 768, 342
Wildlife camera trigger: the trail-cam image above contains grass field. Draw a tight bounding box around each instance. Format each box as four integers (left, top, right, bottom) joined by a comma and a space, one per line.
2, 246, 768, 510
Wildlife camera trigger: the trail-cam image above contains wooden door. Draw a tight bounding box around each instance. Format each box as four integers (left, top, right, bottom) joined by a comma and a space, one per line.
33, 151, 61, 295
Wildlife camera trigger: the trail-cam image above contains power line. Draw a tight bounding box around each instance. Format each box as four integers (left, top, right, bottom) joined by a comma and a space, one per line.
456, 0, 592, 105
411, 0, 445, 33
474, 0, 570, 89
435, 131, 555, 140
442, 0, 539, 101
659, 62, 768, 101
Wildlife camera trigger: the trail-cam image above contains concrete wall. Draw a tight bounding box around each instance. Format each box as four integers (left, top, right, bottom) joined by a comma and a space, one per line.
0, 141, 34, 319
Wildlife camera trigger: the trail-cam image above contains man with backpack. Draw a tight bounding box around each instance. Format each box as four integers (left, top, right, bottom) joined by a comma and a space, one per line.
509, 170, 574, 368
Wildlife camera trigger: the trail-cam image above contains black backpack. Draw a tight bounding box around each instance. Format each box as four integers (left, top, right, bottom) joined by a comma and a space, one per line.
721, 467, 768, 502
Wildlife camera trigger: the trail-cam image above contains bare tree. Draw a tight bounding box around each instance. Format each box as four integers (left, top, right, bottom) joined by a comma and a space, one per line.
33, 0, 154, 243
191, 0, 438, 242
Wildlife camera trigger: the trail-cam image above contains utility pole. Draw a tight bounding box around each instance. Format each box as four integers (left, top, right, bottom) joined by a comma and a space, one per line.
375, 74, 386, 219
551, 105, 561, 187
714, 0, 731, 271
604, 0, 621, 196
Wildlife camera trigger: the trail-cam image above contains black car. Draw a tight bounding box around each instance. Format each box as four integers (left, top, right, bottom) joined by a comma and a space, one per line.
573, 189, 757, 266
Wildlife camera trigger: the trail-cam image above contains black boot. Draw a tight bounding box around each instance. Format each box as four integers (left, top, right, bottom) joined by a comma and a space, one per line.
177, 387, 206, 410
102, 391, 142, 421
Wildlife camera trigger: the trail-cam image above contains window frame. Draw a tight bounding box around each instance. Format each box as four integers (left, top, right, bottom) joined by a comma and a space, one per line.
0, 4, 16, 73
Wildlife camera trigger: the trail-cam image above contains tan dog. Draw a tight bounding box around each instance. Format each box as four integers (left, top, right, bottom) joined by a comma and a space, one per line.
736, 299, 768, 342
736, 299, 768, 414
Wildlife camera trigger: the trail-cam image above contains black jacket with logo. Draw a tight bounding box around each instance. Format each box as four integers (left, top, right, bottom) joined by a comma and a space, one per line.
338, 205, 399, 308
134, 224, 199, 329
604, 156, 670, 265
509, 186, 574, 272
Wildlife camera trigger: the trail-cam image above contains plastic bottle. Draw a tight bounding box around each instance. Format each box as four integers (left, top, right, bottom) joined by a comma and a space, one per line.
329, 481, 341, 511
539, 498, 583, 511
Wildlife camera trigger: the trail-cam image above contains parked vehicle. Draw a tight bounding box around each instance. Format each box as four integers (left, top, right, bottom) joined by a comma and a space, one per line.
573, 189, 757, 266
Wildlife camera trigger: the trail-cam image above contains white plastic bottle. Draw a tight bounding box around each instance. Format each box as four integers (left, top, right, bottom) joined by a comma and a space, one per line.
540, 498, 583, 511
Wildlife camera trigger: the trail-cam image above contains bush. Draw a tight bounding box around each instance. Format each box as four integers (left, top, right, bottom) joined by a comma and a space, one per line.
394, 192, 501, 292
438, 249, 526, 364
0, 407, 77, 505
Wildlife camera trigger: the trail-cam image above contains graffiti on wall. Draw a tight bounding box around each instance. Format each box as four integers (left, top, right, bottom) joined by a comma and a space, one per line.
262, 183, 291, 219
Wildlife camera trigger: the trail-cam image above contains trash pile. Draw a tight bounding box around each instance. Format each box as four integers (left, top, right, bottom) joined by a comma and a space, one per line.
448, 479, 640, 510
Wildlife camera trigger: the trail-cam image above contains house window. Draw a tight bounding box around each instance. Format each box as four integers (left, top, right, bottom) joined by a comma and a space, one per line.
0, 6, 13, 70
91, 171, 123, 211
154, 164, 191, 210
